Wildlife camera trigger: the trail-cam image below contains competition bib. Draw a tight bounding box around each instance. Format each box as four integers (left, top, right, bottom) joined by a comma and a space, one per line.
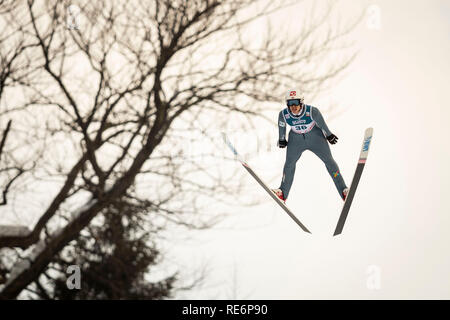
282, 105, 316, 134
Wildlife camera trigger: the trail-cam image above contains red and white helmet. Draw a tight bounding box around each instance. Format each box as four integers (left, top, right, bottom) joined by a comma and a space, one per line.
285, 89, 304, 104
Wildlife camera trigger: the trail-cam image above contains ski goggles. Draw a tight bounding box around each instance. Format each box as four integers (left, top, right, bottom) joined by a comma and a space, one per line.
287, 99, 302, 107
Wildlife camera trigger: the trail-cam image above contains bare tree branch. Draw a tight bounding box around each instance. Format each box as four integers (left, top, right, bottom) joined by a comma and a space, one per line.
0, 120, 11, 162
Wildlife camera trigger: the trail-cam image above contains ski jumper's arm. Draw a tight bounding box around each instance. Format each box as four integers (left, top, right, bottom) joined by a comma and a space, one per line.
278, 110, 287, 141
311, 106, 332, 138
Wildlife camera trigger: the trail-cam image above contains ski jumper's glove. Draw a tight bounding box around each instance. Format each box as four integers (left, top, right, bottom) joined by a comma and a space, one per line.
327, 134, 338, 145
278, 139, 288, 148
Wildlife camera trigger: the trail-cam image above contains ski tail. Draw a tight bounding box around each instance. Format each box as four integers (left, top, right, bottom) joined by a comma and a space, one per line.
222, 132, 311, 233
240, 161, 311, 233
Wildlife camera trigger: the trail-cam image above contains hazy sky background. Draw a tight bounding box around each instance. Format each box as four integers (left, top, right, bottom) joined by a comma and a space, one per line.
168, 0, 450, 299
2, 0, 449, 299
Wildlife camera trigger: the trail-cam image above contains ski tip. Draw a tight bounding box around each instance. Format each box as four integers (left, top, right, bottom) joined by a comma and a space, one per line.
221, 131, 228, 142
365, 127, 374, 135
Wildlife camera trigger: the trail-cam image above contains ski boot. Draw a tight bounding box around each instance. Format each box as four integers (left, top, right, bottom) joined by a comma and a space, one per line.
272, 188, 286, 203
342, 188, 349, 201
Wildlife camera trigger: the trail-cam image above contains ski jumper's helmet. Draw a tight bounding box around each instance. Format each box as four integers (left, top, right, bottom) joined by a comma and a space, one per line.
285, 89, 304, 106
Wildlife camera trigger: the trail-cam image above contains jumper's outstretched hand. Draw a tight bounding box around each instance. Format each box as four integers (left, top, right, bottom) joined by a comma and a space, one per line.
278, 139, 288, 148
327, 134, 338, 145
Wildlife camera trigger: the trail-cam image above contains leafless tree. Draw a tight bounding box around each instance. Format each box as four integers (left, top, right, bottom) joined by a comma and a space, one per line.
0, 0, 42, 209
0, 0, 358, 299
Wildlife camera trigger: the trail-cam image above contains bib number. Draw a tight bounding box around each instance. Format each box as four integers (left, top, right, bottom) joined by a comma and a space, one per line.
295, 125, 308, 131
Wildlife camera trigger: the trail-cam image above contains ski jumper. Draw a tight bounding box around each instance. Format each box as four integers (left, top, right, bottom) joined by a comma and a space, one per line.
278, 104, 347, 199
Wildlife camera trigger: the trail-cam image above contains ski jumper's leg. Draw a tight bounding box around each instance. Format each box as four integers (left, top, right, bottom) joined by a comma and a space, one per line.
308, 128, 347, 199
279, 131, 306, 199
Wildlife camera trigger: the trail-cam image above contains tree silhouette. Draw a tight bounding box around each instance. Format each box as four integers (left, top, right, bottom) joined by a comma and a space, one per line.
0, 0, 357, 299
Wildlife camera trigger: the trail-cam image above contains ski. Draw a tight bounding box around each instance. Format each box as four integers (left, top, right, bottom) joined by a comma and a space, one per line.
333, 127, 373, 236
222, 132, 311, 233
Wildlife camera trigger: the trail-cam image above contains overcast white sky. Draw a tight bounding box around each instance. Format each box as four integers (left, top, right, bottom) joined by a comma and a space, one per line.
169, 0, 450, 299
2, 0, 449, 300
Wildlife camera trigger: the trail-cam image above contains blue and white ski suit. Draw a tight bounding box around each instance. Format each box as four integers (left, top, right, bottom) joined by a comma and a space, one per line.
278, 104, 347, 199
